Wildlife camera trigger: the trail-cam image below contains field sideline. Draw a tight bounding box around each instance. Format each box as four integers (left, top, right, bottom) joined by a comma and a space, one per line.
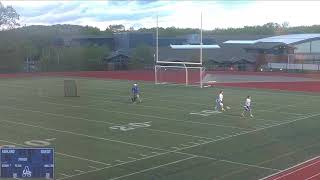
0, 75, 319, 180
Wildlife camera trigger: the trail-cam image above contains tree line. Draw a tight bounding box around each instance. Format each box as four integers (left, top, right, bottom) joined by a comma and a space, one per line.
1, 2, 320, 72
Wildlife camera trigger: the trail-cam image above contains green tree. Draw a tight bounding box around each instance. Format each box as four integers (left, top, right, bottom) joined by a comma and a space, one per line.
129, 44, 153, 69
0, 2, 19, 30
107, 24, 125, 32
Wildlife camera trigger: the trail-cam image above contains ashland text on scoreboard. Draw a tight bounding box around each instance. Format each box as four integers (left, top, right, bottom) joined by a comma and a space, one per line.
0, 148, 54, 179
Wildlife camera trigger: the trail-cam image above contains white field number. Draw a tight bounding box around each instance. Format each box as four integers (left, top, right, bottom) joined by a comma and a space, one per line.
24, 140, 51, 147
110, 122, 151, 131
0, 138, 55, 148
190, 110, 221, 117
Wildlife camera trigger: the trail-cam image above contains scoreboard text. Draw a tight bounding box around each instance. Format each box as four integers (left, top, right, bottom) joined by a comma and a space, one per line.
0, 148, 54, 179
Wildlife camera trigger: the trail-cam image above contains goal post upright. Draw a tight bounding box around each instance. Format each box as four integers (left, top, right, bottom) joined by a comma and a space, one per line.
200, 11, 203, 65
155, 12, 210, 88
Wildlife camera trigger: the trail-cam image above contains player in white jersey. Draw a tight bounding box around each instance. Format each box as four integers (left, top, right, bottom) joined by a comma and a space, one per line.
242, 96, 253, 117
215, 90, 225, 112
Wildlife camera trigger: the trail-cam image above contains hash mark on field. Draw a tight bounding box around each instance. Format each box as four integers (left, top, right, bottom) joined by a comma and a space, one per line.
180, 144, 189, 147
188, 142, 200, 145
12, 97, 252, 131
115, 160, 126, 163
0, 104, 215, 141
198, 139, 209, 143
171, 147, 180, 150
151, 152, 161, 155
74, 169, 85, 173
109, 156, 196, 180
127, 157, 138, 160
88, 166, 99, 170
59, 173, 71, 177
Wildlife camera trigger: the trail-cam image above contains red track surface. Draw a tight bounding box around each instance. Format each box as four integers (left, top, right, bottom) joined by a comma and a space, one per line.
213, 81, 320, 93
262, 156, 320, 180
0, 70, 320, 93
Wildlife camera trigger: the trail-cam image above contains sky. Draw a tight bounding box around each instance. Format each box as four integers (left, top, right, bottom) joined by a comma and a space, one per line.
2, 0, 320, 30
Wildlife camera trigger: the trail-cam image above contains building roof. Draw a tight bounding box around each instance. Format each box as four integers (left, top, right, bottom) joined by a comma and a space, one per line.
170, 44, 220, 49
256, 34, 320, 45
224, 34, 320, 45
158, 44, 255, 64
244, 42, 288, 50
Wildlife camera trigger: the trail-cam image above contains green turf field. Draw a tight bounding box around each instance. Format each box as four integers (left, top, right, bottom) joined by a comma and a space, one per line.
0, 77, 320, 180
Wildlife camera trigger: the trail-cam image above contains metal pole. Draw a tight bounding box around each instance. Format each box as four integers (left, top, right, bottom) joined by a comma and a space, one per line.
155, 65, 158, 84
200, 12, 203, 65
156, 15, 159, 63
200, 67, 203, 88
185, 67, 188, 86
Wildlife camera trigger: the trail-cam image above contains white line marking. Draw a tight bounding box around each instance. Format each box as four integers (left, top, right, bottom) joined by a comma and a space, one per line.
2, 96, 252, 131
59, 173, 71, 177
1, 82, 316, 118
0, 105, 223, 140
170, 147, 180, 150
74, 169, 85, 173
305, 172, 320, 180
151, 152, 160, 155
88, 166, 99, 170
109, 156, 196, 180
2, 112, 319, 180
127, 157, 138, 160
145, 128, 215, 140
0, 139, 112, 166
188, 142, 200, 145
55, 152, 111, 166
0, 119, 165, 152
259, 156, 320, 180
49, 100, 253, 130
115, 160, 126, 163
180, 144, 189, 147
271, 160, 320, 180
1, 119, 271, 172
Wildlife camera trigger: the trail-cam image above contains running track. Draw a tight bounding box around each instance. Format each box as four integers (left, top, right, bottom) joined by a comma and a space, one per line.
261, 156, 320, 180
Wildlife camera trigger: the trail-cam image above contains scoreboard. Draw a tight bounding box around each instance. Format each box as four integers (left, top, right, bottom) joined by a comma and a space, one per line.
0, 148, 54, 179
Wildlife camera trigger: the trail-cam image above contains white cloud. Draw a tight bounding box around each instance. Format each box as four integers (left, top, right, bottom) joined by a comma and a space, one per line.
2, 0, 320, 30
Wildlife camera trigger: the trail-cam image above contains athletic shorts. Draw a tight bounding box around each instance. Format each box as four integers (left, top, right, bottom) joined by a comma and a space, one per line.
244, 105, 251, 111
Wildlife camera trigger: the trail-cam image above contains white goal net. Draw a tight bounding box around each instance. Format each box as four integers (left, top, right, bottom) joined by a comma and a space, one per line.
155, 65, 206, 88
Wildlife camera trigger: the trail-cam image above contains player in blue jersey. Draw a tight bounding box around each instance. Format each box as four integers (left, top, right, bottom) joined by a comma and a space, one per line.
131, 83, 142, 103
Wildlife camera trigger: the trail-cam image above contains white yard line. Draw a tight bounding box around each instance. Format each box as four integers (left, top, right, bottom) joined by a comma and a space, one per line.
0, 119, 166, 152
0, 118, 286, 175
59, 173, 71, 178
270, 160, 320, 180
88, 166, 99, 170
127, 157, 138, 160
37, 100, 252, 130
0, 105, 216, 140
305, 172, 320, 180
109, 156, 196, 180
0, 139, 111, 166
259, 156, 320, 180
0, 83, 309, 123
74, 169, 85, 173
1, 112, 315, 180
